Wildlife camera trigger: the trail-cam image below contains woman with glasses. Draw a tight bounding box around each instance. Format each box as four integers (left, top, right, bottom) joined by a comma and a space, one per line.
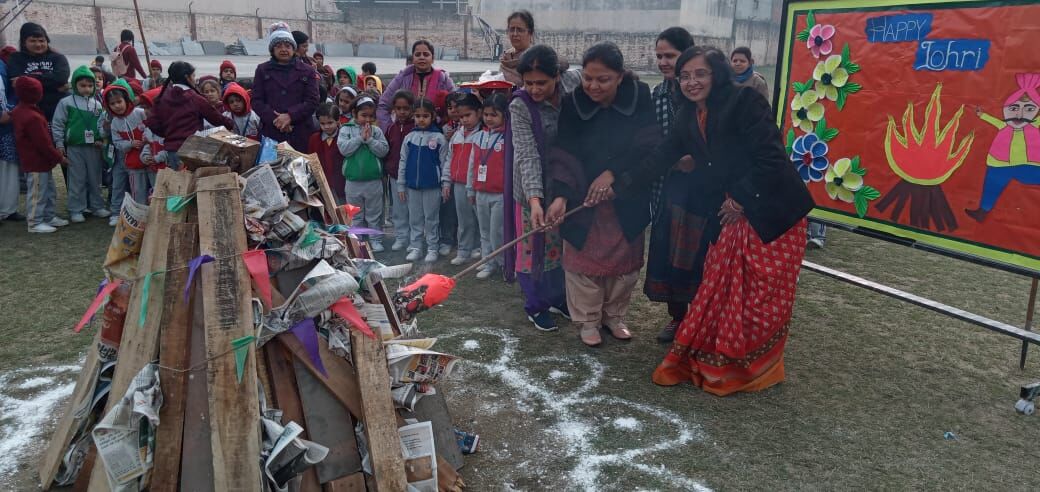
499, 10, 535, 86
586, 46, 813, 395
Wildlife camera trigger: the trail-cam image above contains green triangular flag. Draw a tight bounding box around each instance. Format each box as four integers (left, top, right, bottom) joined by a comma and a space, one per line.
166, 194, 195, 212
300, 222, 320, 247
138, 272, 156, 327
231, 335, 256, 384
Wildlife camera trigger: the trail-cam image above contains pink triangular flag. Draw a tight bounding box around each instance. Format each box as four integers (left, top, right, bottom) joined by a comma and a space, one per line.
242, 250, 273, 308
330, 297, 376, 339
75, 279, 122, 333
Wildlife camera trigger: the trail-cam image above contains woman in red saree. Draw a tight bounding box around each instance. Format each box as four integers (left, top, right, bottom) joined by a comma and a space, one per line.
588, 46, 814, 395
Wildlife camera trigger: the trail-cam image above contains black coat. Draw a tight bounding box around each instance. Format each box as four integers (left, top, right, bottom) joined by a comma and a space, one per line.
617, 83, 814, 245
550, 76, 661, 249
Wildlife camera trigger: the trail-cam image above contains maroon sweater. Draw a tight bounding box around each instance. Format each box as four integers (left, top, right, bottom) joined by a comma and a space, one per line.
11, 77, 63, 173
144, 85, 232, 152
308, 130, 345, 202
384, 119, 415, 179
118, 42, 147, 79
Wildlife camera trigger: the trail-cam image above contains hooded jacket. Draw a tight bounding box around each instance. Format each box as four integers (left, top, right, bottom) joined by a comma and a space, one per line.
219, 60, 237, 90
442, 125, 481, 186
102, 80, 147, 169
384, 118, 415, 179
52, 65, 102, 151
221, 82, 260, 139
467, 126, 507, 195
145, 83, 232, 152
6, 22, 70, 121
398, 125, 448, 191
336, 66, 358, 87
338, 120, 389, 182
11, 77, 63, 172
137, 88, 167, 167
363, 74, 383, 94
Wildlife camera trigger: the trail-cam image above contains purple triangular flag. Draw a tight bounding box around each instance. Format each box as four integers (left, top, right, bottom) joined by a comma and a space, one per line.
184, 255, 215, 301
291, 318, 327, 377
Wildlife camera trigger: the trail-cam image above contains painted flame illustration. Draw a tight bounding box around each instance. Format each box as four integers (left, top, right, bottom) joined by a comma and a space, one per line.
884, 84, 975, 186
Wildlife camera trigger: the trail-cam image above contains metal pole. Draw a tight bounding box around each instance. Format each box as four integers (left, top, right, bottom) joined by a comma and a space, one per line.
1020, 278, 1038, 369
131, 0, 151, 68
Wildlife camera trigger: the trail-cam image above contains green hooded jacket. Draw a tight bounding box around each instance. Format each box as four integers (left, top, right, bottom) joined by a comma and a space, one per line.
336, 66, 358, 86
51, 65, 103, 150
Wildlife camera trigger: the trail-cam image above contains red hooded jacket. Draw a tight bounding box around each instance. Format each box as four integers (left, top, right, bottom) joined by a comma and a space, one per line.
144, 84, 232, 152
11, 77, 63, 173
221, 83, 259, 139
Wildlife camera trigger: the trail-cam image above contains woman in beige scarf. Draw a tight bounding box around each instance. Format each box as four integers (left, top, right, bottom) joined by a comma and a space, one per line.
499, 10, 535, 86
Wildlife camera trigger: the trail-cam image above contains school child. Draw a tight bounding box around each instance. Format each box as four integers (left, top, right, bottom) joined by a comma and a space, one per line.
219, 60, 237, 92
308, 102, 346, 204
364, 75, 383, 95
13, 77, 67, 233
338, 96, 389, 251
221, 83, 260, 139
384, 90, 415, 251
145, 61, 232, 169
398, 98, 449, 263
53, 65, 109, 222
361, 62, 377, 79
468, 93, 508, 279
441, 92, 482, 265
197, 76, 224, 113
99, 80, 127, 224
336, 66, 358, 90
138, 88, 167, 173
335, 86, 357, 124
143, 59, 164, 90
437, 92, 465, 256
102, 79, 153, 208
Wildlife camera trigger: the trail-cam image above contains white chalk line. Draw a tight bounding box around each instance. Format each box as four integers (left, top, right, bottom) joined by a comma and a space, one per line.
0, 364, 81, 480
439, 327, 713, 492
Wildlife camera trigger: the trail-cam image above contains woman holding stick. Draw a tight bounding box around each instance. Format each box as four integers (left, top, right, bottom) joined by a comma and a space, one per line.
587, 46, 813, 395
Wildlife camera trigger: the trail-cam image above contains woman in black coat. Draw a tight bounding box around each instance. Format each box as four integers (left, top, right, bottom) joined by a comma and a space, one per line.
588, 46, 814, 395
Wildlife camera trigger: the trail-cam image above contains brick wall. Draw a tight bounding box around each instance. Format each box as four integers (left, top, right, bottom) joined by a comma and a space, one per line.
195, 15, 260, 43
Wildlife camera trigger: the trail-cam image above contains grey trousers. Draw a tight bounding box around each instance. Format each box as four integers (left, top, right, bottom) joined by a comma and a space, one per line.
406, 188, 441, 252
389, 183, 410, 243
345, 179, 384, 245
0, 159, 19, 219
109, 153, 129, 212
127, 168, 155, 205
452, 182, 479, 254
25, 171, 56, 226
475, 191, 504, 269
66, 145, 107, 214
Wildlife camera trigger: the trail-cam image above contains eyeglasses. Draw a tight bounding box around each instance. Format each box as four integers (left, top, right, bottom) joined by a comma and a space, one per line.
678, 70, 713, 84
507, 28, 529, 34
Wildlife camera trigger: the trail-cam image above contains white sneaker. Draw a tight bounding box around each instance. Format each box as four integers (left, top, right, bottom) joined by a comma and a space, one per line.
476, 268, 494, 280
28, 223, 57, 233
93, 209, 112, 218
108, 216, 118, 226
450, 254, 468, 266
438, 244, 452, 256
49, 217, 69, 227
405, 249, 422, 262
424, 251, 438, 263
370, 242, 385, 253
70, 213, 86, 223
391, 240, 407, 251
471, 250, 482, 259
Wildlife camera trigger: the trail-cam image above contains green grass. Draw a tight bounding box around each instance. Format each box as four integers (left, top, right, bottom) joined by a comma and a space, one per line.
2, 182, 1038, 490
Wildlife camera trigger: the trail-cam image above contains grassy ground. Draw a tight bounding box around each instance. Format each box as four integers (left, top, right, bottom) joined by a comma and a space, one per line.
1, 176, 1038, 490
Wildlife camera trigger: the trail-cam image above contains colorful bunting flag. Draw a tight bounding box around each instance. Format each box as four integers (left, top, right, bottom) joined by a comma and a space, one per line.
165, 194, 195, 212
231, 335, 256, 384
290, 318, 327, 377
242, 250, 273, 308
184, 255, 215, 301
330, 297, 376, 339
74, 279, 123, 333
138, 272, 157, 327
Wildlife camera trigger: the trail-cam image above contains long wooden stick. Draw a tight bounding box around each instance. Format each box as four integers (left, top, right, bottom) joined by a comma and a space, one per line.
1020, 277, 1038, 370
131, 0, 151, 68
453, 204, 587, 280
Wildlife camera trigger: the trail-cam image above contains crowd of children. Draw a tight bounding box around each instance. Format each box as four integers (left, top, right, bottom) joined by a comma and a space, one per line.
7, 36, 509, 280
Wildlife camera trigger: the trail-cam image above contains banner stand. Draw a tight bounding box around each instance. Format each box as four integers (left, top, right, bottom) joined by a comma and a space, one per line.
1020, 279, 1038, 370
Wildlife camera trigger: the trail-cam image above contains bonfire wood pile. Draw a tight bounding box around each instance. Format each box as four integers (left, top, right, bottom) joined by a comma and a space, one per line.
36, 137, 465, 492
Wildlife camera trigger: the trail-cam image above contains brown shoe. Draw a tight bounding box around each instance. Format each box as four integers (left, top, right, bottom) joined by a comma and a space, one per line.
602, 322, 632, 341
579, 324, 602, 347
657, 320, 680, 344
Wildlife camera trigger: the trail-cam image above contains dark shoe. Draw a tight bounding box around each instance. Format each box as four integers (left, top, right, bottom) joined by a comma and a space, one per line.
549, 304, 571, 320
657, 320, 680, 343
4, 212, 25, 222
527, 311, 558, 332
965, 207, 988, 223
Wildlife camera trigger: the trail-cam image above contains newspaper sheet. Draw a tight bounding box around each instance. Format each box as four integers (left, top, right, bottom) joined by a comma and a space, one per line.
91, 363, 162, 490
386, 344, 458, 385
281, 260, 360, 320
260, 417, 329, 492
399, 421, 438, 492
241, 164, 290, 220
360, 302, 396, 341
103, 194, 149, 279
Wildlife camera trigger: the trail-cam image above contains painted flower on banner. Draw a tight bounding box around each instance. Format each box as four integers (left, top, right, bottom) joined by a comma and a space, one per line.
813, 55, 849, 101
790, 90, 825, 133
807, 23, 836, 58
825, 156, 881, 217
790, 133, 830, 182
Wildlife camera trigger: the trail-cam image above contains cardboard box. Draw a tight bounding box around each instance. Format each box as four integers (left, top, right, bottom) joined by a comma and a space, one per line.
177, 130, 260, 173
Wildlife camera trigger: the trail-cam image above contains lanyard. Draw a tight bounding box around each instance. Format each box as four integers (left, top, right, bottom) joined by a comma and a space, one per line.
478, 132, 503, 169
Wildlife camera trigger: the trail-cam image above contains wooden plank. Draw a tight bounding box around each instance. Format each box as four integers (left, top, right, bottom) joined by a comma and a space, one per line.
350, 330, 408, 491
179, 278, 215, 491
293, 358, 363, 483
408, 392, 464, 470
196, 172, 263, 492
151, 223, 198, 492
276, 333, 363, 420
323, 472, 366, 492
71, 448, 96, 492
262, 344, 321, 492
88, 168, 195, 491
37, 329, 103, 489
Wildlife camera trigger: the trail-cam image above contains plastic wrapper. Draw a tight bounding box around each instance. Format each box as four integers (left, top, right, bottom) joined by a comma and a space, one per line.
103, 194, 150, 280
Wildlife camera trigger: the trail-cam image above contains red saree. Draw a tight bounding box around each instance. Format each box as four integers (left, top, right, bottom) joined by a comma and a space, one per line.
653, 217, 807, 396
